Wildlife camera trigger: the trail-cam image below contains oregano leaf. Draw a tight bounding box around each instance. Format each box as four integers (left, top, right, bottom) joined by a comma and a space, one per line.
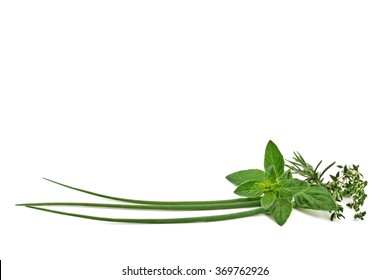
277, 179, 310, 199
265, 165, 277, 183
280, 170, 293, 181
226, 169, 265, 186
234, 180, 263, 198
264, 140, 285, 178
294, 185, 337, 211
261, 192, 276, 209
269, 197, 293, 226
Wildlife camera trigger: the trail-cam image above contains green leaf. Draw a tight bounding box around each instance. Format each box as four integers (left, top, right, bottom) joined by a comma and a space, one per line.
265, 165, 277, 182
280, 170, 293, 181
234, 180, 263, 198
261, 192, 276, 209
277, 179, 310, 199
226, 169, 265, 186
269, 197, 293, 226
264, 140, 285, 178
294, 185, 337, 211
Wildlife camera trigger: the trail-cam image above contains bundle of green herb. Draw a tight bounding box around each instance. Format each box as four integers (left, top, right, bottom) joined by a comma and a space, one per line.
285, 152, 367, 221
17, 141, 367, 226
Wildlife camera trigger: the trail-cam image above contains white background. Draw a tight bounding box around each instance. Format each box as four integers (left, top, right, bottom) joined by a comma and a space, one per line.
1, 1, 389, 279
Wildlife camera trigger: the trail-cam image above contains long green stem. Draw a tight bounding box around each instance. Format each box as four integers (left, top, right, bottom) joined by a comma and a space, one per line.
25, 206, 267, 223
43, 178, 257, 205
17, 200, 261, 210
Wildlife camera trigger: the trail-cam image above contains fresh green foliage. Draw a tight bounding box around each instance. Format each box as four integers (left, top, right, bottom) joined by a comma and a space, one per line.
226, 169, 265, 186
261, 192, 276, 209
265, 165, 277, 182
328, 165, 367, 220
286, 152, 335, 186
294, 186, 337, 211
18, 140, 366, 226
264, 140, 285, 178
286, 152, 367, 220
269, 197, 293, 226
277, 179, 310, 199
234, 180, 264, 198
280, 170, 293, 181
226, 141, 341, 225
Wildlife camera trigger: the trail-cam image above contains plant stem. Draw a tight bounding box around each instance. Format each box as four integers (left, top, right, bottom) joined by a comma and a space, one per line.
25, 206, 268, 224
43, 178, 257, 205
17, 201, 261, 210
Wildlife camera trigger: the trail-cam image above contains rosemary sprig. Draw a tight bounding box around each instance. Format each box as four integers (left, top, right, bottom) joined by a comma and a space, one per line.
286, 152, 367, 220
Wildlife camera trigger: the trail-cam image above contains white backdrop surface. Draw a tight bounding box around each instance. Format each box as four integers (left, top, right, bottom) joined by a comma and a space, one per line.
1, 1, 389, 279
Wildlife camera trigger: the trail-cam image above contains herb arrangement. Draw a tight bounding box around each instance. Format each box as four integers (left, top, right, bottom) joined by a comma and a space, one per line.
18, 141, 367, 226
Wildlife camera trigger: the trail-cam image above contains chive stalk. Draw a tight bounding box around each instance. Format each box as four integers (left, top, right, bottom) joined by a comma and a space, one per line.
25, 205, 267, 224
42, 178, 257, 205
17, 201, 261, 211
